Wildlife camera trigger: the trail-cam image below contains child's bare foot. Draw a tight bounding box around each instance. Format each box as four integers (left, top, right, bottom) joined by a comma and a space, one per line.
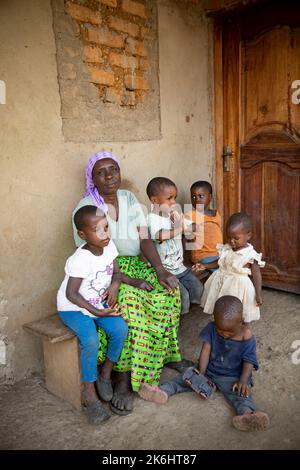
138, 383, 168, 404
232, 411, 270, 432
82, 383, 110, 425
82, 382, 99, 406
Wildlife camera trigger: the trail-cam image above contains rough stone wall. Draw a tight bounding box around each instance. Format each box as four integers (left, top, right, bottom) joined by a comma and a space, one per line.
52, 0, 161, 141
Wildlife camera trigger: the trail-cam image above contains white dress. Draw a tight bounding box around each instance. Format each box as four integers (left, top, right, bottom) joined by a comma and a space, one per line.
201, 243, 265, 322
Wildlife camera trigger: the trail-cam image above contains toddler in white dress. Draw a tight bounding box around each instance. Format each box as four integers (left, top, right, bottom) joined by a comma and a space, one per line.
194, 213, 265, 323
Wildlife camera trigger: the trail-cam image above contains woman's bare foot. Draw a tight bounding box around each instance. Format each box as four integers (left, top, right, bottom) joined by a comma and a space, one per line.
232, 411, 270, 431
110, 371, 134, 415
138, 383, 168, 404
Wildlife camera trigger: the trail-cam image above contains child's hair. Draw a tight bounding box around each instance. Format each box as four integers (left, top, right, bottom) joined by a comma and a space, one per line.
146, 177, 176, 198
74, 205, 105, 230
227, 212, 252, 233
190, 180, 212, 194
213, 295, 243, 322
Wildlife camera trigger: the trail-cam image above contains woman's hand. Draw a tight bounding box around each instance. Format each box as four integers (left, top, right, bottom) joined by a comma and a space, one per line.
102, 281, 120, 307
131, 278, 154, 292
155, 266, 179, 291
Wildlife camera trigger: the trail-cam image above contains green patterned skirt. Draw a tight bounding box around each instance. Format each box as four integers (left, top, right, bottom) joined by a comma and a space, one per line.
97, 256, 181, 391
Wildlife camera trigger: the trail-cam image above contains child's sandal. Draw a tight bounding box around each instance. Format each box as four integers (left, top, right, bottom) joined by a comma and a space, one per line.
138, 383, 168, 404
182, 367, 216, 399
232, 411, 270, 432
84, 400, 111, 425
96, 376, 113, 402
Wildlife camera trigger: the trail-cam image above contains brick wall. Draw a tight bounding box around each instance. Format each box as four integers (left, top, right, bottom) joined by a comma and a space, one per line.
65, 0, 151, 107
51, 0, 160, 142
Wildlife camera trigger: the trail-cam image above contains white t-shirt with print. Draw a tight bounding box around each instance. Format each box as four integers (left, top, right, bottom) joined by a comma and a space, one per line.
57, 240, 118, 317
147, 213, 187, 276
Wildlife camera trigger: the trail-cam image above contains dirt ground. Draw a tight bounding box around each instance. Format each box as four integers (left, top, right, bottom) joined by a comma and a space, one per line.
1, 288, 300, 450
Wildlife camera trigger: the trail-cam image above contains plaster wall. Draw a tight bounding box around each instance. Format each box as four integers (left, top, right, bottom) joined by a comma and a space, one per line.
0, 0, 213, 382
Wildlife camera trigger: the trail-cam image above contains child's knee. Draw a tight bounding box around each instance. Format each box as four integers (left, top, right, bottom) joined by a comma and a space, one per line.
84, 333, 99, 352
115, 318, 128, 340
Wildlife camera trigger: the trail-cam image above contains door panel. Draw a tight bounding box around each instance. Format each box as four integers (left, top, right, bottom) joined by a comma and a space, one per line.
242, 27, 300, 140
217, 2, 300, 293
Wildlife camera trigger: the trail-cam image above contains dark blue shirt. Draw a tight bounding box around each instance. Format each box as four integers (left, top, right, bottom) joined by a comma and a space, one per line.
200, 322, 259, 378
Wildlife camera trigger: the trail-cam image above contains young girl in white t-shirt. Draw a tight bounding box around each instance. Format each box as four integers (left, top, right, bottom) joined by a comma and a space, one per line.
57, 205, 129, 425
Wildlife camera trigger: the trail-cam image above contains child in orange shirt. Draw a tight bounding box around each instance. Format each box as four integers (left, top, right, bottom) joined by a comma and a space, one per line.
188, 181, 222, 272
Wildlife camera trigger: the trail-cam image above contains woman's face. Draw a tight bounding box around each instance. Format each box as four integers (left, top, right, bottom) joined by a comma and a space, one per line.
92, 158, 121, 195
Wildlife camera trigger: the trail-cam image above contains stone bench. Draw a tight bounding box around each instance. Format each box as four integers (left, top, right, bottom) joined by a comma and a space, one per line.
23, 315, 82, 410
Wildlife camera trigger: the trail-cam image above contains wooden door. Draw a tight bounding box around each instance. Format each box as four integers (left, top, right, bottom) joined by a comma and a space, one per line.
214, 1, 300, 293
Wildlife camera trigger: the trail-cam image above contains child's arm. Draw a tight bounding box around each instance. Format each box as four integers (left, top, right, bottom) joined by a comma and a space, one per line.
232, 362, 253, 397
66, 277, 120, 317
192, 259, 219, 272
102, 259, 122, 307
155, 213, 183, 242
250, 260, 263, 306
198, 341, 212, 375
156, 227, 182, 242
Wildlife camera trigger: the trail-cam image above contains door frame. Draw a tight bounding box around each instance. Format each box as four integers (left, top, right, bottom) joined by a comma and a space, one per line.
213, 17, 241, 228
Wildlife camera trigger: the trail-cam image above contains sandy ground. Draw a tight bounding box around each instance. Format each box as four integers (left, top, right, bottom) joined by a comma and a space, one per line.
1, 288, 300, 450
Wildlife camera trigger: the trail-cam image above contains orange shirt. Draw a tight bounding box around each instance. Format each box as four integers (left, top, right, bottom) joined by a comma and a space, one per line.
187, 209, 223, 263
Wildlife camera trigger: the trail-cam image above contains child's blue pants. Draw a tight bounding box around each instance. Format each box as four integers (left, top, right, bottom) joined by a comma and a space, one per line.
58, 311, 128, 383
176, 268, 203, 314
160, 370, 257, 416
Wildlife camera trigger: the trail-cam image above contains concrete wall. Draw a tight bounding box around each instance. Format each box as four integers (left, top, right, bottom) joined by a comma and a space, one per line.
0, 0, 213, 382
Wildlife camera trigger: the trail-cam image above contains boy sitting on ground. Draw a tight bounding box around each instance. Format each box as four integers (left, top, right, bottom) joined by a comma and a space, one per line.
139, 295, 270, 432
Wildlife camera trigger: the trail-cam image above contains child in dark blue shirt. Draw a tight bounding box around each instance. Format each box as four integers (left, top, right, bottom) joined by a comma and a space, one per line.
139, 295, 269, 432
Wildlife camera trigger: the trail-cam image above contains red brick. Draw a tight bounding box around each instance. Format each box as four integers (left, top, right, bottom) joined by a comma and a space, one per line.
88, 67, 115, 86
99, 0, 117, 7
124, 73, 149, 90
83, 27, 124, 48
122, 0, 146, 18
125, 38, 147, 57
108, 17, 139, 37
140, 26, 150, 38
83, 45, 102, 63
66, 2, 101, 25
139, 57, 150, 70
109, 52, 138, 69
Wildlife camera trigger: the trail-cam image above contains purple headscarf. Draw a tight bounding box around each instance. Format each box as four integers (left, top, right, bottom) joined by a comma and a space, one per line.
83, 150, 120, 213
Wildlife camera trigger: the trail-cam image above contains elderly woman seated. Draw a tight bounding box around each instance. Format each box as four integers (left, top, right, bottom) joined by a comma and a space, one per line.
73, 151, 185, 417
